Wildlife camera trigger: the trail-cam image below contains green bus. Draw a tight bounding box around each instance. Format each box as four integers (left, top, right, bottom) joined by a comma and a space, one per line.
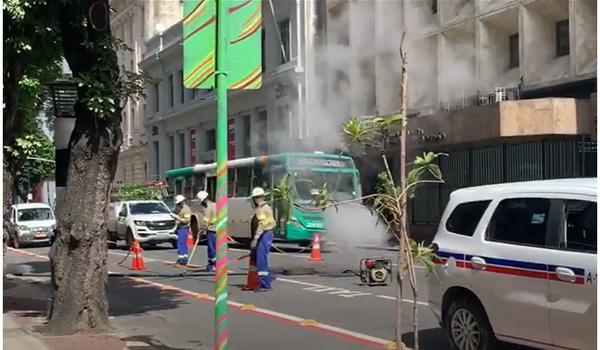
164, 152, 362, 244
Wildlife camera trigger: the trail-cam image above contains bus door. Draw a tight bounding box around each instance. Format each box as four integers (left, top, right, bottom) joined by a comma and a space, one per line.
270, 166, 288, 238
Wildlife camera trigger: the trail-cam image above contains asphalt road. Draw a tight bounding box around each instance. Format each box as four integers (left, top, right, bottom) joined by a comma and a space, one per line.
4, 242, 533, 350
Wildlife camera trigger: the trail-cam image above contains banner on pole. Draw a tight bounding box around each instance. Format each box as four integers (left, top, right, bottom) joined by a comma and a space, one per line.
183, 0, 262, 90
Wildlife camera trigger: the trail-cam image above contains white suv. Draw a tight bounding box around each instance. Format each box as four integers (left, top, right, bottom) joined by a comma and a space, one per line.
428, 178, 596, 350
114, 200, 178, 248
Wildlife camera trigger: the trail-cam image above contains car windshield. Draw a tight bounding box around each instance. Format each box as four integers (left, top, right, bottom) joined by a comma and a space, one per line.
129, 202, 170, 215
292, 171, 356, 204
17, 208, 53, 222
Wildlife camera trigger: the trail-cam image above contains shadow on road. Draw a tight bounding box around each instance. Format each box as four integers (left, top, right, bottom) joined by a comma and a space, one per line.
122, 334, 208, 350
107, 277, 188, 317
6, 261, 50, 274
401, 328, 537, 350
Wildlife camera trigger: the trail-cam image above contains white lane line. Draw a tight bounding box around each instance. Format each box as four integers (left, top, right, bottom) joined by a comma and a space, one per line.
277, 276, 428, 305
124, 276, 391, 346
376, 295, 429, 306
339, 292, 372, 298
277, 277, 325, 288
304, 286, 338, 292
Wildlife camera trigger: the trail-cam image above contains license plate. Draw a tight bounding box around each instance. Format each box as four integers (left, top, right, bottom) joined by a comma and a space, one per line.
35, 233, 47, 238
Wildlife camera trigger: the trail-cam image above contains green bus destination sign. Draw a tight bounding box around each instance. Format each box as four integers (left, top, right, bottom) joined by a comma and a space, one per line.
289, 157, 353, 169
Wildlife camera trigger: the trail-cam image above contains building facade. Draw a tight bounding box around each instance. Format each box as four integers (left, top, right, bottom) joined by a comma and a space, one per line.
110, 0, 183, 185
321, 0, 597, 235
141, 1, 317, 180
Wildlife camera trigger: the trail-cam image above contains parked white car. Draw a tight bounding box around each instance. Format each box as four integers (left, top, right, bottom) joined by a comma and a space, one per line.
6, 203, 56, 248
428, 178, 596, 350
113, 200, 178, 248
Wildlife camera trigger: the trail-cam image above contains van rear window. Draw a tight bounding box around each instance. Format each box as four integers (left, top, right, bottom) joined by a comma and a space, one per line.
446, 200, 491, 236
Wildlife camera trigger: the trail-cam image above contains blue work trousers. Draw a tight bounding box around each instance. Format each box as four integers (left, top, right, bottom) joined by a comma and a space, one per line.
206, 231, 216, 270
254, 231, 274, 290
177, 227, 189, 258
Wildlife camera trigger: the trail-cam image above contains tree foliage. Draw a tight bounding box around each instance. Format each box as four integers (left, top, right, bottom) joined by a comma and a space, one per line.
4, 131, 55, 200
343, 114, 446, 350
4, 0, 62, 144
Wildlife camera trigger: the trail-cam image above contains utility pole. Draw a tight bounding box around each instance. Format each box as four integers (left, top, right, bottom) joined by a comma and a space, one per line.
214, 1, 230, 349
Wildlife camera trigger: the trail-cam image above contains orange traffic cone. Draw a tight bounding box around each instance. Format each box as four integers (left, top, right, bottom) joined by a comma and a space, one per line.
241, 254, 259, 291
186, 228, 194, 249
309, 233, 324, 261
130, 241, 147, 271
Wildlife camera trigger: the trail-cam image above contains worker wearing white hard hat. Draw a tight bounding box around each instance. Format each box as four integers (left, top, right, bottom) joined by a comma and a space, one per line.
197, 190, 217, 271
171, 194, 191, 265
250, 187, 276, 291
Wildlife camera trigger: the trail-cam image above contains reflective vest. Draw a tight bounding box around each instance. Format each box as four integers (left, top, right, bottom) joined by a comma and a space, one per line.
200, 201, 217, 232
175, 204, 192, 228
255, 202, 276, 236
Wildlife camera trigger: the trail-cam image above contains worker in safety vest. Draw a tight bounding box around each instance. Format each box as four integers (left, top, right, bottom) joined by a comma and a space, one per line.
197, 190, 217, 272
171, 194, 191, 265
250, 187, 276, 291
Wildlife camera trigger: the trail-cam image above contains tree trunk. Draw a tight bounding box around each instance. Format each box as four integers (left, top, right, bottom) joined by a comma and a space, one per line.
396, 33, 410, 350
48, 121, 120, 334
48, 0, 122, 334
395, 236, 405, 349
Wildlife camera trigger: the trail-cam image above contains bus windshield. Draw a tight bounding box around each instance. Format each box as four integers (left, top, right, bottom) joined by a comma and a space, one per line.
292, 171, 356, 204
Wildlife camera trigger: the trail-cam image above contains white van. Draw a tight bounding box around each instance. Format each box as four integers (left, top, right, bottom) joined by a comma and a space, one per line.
6, 203, 56, 248
428, 178, 596, 350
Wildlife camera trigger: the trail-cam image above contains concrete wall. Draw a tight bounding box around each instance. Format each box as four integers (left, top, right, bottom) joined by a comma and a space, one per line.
573, 0, 597, 76
521, 0, 570, 86
478, 8, 520, 89
408, 97, 592, 151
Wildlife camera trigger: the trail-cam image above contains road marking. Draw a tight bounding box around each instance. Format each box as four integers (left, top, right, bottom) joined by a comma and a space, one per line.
376, 295, 429, 306
277, 275, 429, 305
8, 247, 391, 349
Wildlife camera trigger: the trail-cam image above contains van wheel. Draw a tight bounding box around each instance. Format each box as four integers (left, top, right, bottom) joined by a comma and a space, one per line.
170, 240, 178, 249
445, 298, 497, 350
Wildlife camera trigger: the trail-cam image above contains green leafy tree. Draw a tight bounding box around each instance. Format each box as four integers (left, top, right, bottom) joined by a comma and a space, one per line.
344, 116, 445, 350
4, 131, 55, 201
3, 0, 62, 210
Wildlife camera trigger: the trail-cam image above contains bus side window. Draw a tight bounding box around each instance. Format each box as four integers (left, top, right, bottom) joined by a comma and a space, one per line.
175, 179, 183, 195
207, 176, 216, 200
192, 174, 204, 197
252, 166, 269, 189
227, 169, 235, 197
184, 175, 193, 199
236, 167, 251, 197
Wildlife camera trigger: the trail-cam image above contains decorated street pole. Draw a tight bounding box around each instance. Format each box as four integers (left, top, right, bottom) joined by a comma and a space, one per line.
214, 1, 229, 349
183, 1, 261, 349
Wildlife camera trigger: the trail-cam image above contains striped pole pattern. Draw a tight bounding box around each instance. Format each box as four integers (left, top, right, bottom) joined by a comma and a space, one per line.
54, 115, 76, 211
215, 1, 229, 349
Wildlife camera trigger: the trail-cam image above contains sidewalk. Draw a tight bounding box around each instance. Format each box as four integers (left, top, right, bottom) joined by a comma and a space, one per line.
4, 313, 50, 350
4, 275, 128, 350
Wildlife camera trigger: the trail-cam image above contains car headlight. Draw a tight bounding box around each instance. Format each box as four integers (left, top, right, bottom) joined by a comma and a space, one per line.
18, 226, 30, 232
134, 220, 147, 226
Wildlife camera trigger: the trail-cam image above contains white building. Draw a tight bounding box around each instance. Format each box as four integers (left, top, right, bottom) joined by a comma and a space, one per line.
317, 0, 597, 237
141, 1, 320, 180
110, 0, 183, 184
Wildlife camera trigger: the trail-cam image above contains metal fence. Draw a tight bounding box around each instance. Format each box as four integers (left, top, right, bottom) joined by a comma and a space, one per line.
410, 137, 597, 224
